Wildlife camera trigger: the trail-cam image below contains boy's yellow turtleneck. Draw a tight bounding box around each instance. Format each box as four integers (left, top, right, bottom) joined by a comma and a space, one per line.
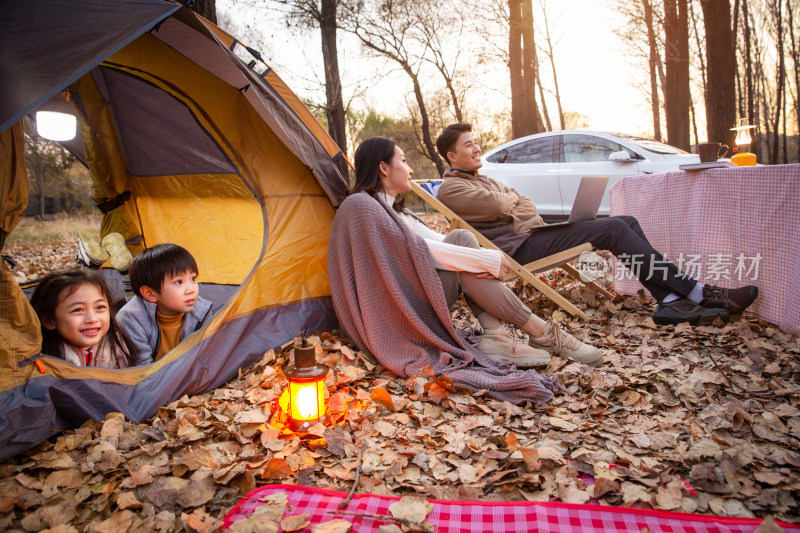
155, 310, 185, 360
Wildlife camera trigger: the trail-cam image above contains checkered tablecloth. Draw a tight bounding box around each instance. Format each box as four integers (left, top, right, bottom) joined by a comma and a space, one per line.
609, 164, 800, 336
223, 484, 800, 532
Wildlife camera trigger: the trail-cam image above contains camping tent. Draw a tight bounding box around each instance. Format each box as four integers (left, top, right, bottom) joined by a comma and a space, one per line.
0, 0, 349, 460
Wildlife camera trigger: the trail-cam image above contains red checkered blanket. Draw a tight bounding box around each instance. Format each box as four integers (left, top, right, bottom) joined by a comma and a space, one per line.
223, 484, 800, 532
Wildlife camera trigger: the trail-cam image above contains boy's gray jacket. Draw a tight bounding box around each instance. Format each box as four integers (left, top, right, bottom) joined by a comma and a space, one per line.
117, 296, 213, 366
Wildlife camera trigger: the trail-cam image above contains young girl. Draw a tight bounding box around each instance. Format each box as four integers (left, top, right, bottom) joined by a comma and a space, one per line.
31, 270, 133, 369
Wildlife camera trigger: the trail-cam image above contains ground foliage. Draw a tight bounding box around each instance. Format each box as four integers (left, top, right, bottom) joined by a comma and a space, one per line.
1, 216, 799, 532
5, 241, 77, 284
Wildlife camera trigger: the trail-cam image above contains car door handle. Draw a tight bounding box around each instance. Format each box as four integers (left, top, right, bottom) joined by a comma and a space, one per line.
643, 170, 653, 174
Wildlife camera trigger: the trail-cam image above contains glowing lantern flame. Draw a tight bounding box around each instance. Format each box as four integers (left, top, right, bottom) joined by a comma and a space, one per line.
290, 381, 325, 420
735, 129, 752, 146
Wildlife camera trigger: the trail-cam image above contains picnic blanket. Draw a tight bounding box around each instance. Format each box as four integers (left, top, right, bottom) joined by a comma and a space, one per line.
223, 484, 800, 532
327, 191, 560, 405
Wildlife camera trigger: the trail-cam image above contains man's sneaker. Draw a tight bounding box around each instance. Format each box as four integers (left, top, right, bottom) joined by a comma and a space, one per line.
701, 284, 759, 315
101, 232, 133, 272
477, 326, 551, 368
529, 320, 603, 367
653, 298, 729, 326
77, 230, 108, 268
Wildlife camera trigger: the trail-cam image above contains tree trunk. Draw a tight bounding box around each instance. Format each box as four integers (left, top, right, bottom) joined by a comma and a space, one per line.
643, 0, 662, 141
509, 0, 524, 137
700, 0, 737, 147
406, 67, 445, 175
690, 0, 708, 97
185, 0, 216, 23
745, 3, 762, 159
743, 0, 755, 125
320, 0, 349, 180
787, 0, 800, 161
509, 0, 542, 137
664, 0, 691, 150
521, 0, 544, 133
535, 67, 552, 130
525, 1, 545, 133
446, 80, 463, 123
733, 0, 743, 119
772, 0, 784, 164
540, 4, 565, 130
758, 58, 773, 161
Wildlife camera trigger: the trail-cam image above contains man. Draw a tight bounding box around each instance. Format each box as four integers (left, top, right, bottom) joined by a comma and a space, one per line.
434, 123, 758, 326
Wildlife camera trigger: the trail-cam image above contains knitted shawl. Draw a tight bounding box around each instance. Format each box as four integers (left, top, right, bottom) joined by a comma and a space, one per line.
327, 191, 560, 405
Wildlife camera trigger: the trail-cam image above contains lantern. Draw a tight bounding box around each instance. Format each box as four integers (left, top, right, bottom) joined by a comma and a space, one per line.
283, 338, 328, 431
36, 111, 77, 141
730, 121, 757, 166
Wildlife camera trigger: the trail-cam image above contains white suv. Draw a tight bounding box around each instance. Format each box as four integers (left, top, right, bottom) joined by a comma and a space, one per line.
480, 130, 700, 218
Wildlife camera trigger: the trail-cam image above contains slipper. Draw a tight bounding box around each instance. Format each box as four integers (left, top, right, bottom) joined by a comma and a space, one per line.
101, 232, 134, 272
77, 230, 109, 267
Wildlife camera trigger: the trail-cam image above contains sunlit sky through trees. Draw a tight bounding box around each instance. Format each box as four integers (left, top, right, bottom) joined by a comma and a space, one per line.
218, 0, 686, 147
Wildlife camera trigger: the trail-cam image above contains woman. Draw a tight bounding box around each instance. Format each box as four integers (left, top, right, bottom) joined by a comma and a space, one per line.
327, 138, 601, 405
358, 137, 600, 364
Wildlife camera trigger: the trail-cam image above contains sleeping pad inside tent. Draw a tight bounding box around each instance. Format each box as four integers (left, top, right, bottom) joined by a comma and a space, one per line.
0, 0, 349, 460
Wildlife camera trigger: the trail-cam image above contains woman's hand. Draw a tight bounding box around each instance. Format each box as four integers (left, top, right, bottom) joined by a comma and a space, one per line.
498, 254, 511, 278
476, 254, 510, 280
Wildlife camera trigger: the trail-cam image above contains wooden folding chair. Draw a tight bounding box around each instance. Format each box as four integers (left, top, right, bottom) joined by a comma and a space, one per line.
410, 179, 614, 321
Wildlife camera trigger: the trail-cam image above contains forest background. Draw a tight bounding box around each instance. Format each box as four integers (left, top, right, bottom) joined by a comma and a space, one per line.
20, 0, 800, 218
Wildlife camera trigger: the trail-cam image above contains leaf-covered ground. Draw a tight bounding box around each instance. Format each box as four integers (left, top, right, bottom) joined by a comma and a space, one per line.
1, 216, 799, 532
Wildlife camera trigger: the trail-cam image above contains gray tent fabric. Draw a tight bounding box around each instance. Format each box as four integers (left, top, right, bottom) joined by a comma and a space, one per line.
327, 192, 562, 405
97, 66, 236, 176
0, 297, 338, 460
0, 0, 180, 133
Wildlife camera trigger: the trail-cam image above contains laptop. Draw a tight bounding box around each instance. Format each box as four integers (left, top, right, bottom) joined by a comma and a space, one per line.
546, 175, 609, 227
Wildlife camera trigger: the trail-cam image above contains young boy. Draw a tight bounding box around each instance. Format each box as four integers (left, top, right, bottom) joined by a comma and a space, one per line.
117, 243, 213, 366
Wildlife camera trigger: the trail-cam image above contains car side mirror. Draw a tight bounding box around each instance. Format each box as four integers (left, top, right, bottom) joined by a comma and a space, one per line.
609, 150, 633, 162
495, 149, 508, 163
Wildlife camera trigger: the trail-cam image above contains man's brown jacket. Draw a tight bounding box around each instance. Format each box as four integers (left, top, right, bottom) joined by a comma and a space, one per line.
438, 169, 545, 256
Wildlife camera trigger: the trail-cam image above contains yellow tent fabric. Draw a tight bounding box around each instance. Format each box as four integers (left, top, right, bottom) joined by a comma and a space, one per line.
1, 122, 28, 247
0, 121, 42, 374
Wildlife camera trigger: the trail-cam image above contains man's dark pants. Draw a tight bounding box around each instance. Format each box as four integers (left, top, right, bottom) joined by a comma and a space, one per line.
512, 215, 696, 302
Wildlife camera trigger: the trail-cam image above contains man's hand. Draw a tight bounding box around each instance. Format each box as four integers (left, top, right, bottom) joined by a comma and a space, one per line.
476, 254, 510, 280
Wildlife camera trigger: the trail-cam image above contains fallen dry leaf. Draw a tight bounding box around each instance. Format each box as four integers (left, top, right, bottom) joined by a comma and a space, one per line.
281, 512, 312, 531
251, 492, 288, 523
389, 495, 433, 523
182, 508, 222, 533
229, 516, 279, 533
655, 480, 683, 510
754, 517, 788, 533
371, 387, 397, 411
311, 518, 352, 533
377, 526, 404, 533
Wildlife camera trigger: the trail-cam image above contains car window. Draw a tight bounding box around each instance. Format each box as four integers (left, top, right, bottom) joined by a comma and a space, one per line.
629, 138, 689, 154
563, 134, 636, 163
488, 136, 558, 164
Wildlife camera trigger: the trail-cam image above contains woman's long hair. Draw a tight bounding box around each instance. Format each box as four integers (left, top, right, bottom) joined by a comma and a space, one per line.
351, 136, 406, 213
30, 269, 134, 367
